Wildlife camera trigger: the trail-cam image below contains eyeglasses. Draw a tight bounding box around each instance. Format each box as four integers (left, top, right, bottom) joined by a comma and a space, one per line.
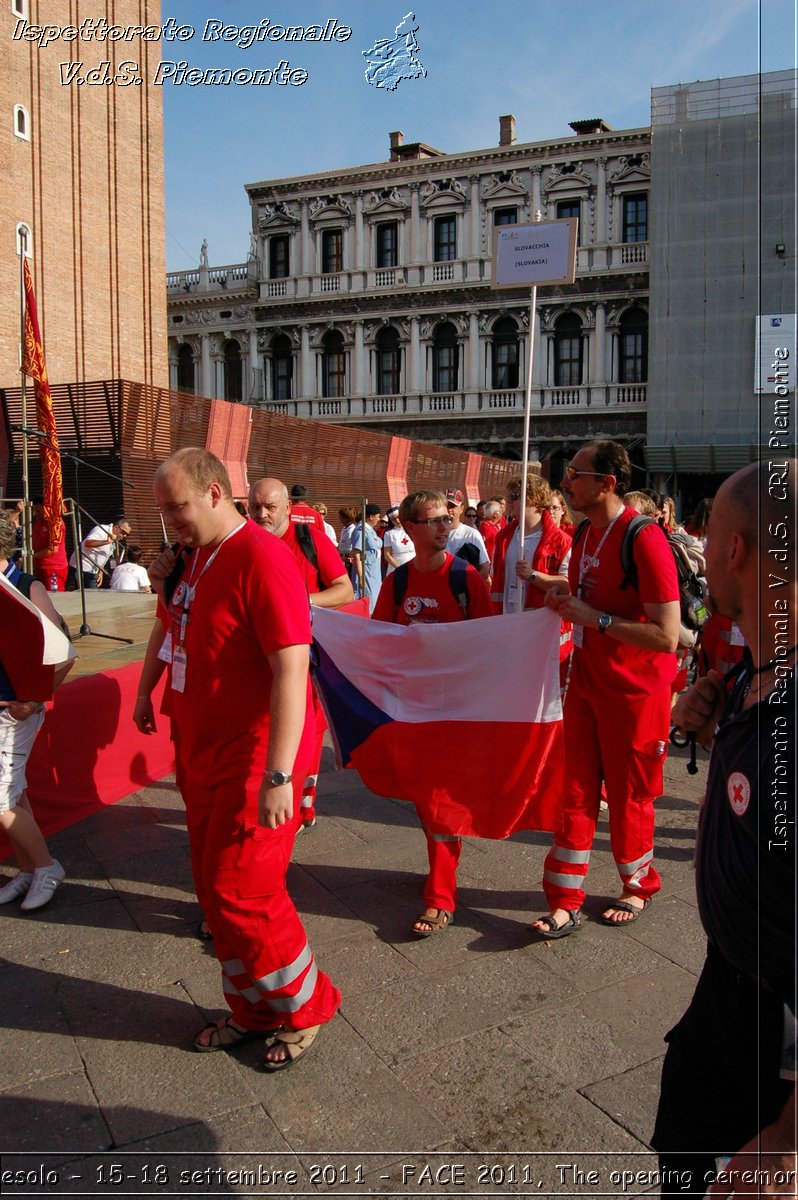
411, 515, 454, 528
564, 466, 607, 480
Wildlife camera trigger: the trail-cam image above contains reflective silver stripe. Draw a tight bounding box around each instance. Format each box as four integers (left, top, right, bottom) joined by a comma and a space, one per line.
617, 851, 653, 875
223, 974, 261, 1004
221, 958, 247, 976
254, 942, 313, 995
544, 869, 583, 888
431, 834, 461, 844
551, 846, 591, 865
300, 795, 314, 809
268, 960, 318, 1013
303, 774, 318, 788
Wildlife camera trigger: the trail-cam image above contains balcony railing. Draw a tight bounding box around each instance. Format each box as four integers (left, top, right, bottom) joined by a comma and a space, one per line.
167, 261, 255, 294
257, 384, 647, 421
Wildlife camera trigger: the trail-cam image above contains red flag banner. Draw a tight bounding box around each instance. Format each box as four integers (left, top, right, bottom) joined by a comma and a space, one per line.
21, 259, 63, 548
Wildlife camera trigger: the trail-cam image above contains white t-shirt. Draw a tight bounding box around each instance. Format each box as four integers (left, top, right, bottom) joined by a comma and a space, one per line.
446, 523, 490, 568
69, 524, 116, 572
503, 525, 571, 612
110, 562, 150, 592
383, 525, 416, 573
322, 520, 338, 546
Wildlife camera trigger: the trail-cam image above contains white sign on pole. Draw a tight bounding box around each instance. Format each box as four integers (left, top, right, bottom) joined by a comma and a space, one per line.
491, 219, 578, 289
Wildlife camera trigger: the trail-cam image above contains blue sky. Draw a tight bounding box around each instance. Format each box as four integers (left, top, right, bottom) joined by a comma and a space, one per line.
161, 0, 796, 271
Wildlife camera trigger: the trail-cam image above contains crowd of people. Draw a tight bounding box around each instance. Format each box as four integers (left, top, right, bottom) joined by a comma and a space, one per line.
1, 442, 793, 1191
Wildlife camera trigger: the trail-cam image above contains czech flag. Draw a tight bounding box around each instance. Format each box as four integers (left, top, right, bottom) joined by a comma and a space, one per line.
311, 606, 564, 838
0, 573, 74, 701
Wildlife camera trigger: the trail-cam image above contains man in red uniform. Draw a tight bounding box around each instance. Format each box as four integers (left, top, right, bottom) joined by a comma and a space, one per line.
134, 449, 340, 1070
532, 441, 679, 937
248, 477, 354, 828
372, 489, 494, 937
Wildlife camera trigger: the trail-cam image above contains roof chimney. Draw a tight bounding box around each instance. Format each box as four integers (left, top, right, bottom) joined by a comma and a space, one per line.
389, 130, 404, 161
499, 115, 516, 147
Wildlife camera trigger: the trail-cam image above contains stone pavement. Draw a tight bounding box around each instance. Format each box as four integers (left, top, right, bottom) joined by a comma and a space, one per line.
0, 671, 710, 1200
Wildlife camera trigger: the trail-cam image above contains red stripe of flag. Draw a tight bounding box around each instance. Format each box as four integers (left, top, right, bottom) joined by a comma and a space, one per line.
21, 259, 63, 548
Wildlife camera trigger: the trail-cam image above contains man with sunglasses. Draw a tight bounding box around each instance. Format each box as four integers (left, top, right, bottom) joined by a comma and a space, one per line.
531, 441, 680, 938
372, 490, 493, 937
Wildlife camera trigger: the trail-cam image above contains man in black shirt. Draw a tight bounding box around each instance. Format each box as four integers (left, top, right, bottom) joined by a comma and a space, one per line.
652, 459, 796, 1198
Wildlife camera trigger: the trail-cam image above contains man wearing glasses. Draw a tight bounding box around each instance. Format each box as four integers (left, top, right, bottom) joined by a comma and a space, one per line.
372, 490, 494, 937
531, 441, 680, 938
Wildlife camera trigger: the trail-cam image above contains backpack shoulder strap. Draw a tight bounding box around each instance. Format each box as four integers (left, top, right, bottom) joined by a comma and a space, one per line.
294, 522, 322, 589
619, 514, 656, 591
392, 562, 409, 615
447, 555, 470, 618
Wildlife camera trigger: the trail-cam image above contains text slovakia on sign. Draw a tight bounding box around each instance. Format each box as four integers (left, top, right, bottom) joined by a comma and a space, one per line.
492, 219, 578, 289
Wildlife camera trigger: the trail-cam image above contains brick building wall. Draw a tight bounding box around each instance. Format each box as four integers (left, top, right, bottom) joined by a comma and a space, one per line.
1, 0, 167, 392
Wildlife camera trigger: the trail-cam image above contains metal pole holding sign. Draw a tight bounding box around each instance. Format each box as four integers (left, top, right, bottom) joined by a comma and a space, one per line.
491, 216, 578, 612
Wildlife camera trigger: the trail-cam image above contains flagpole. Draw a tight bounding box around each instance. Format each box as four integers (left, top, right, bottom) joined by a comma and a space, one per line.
18, 225, 33, 572
515, 209, 542, 614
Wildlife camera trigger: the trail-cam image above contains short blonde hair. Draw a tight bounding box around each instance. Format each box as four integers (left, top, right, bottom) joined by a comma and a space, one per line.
157, 447, 232, 499
399, 490, 448, 525
506, 474, 551, 510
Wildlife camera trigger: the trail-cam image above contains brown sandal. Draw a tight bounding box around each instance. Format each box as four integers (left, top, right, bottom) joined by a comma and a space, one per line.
262, 1024, 322, 1072
193, 1016, 277, 1052
411, 908, 453, 938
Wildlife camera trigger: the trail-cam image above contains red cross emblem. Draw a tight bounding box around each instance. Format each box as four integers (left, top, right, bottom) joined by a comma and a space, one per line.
727, 771, 750, 816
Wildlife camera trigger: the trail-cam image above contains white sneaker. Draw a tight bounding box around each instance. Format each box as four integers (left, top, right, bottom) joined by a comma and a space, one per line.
20, 861, 65, 912
0, 871, 34, 904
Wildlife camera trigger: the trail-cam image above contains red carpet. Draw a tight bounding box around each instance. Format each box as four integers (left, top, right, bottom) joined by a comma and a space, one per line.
0, 663, 174, 860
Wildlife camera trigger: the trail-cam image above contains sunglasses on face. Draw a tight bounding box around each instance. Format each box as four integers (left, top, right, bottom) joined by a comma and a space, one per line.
564, 466, 606, 480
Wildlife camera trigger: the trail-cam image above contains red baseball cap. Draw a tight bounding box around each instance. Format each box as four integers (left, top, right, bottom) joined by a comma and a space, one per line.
445, 487, 464, 505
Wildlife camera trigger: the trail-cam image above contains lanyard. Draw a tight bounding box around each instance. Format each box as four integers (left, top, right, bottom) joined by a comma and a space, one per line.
577, 512, 620, 597
177, 522, 245, 645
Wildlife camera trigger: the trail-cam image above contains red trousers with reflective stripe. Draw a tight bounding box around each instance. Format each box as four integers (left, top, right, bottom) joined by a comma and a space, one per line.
179, 762, 341, 1032
542, 684, 670, 912
423, 831, 461, 911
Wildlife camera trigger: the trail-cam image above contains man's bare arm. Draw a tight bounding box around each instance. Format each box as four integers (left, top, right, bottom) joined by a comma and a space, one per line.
259, 644, 309, 828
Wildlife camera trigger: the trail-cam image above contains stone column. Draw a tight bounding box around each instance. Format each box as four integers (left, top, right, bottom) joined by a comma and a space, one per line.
409, 183, 421, 263
592, 302, 606, 384
468, 311, 480, 391
248, 328, 259, 401
408, 315, 421, 394
354, 192, 364, 272
168, 344, 178, 391
300, 200, 312, 276
595, 157, 607, 243
353, 320, 366, 396
299, 325, 312, 399
531, 166, 542, 221
200, 333, 211, 398
469, 176, 480, 257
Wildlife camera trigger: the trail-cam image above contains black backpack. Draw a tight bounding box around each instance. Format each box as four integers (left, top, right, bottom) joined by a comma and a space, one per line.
392, 555, 470, 619
573, 515, 709, 635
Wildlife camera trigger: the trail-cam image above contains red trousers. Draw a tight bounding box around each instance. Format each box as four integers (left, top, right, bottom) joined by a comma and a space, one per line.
179, 761, 341, 1032
422, 830, 461, 911
542, 684, 670, 912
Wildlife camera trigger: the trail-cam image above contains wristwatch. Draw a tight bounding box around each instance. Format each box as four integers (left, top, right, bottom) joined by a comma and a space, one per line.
266, 769, 293, 787
597, 613, 613, 635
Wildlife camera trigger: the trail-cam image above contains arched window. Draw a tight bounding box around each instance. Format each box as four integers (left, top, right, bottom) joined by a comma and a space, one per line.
271, 333, 293, 400
432, 322, 458, 393
619, 307, 648, 383
375, 325, 400, 395
322, 330, 346, 398
223, 338, 242, 402
13, 104, 30, 141
177, 344, 195, 394
554, 313, 583, 386
491, 317, 519, 389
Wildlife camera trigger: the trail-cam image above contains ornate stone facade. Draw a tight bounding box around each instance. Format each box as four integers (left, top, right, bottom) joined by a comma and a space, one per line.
167, 116, 651, 467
